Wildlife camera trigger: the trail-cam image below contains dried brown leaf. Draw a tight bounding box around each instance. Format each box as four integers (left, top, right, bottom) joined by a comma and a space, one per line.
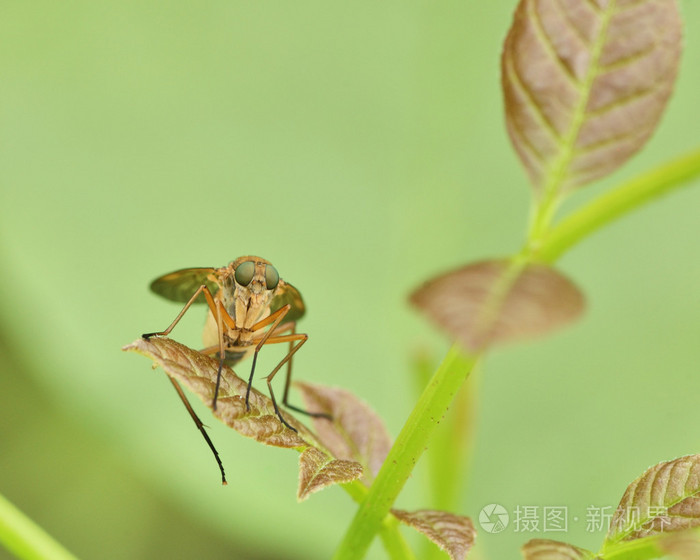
391, 509, 475, 560
410, 260, 585, 351
123, 337, 363, 499
298, 447, 364, 501
502, 0, 682, 192
521, 539, 596, 560
606, 454, 700, 543
295, 381, 392, 484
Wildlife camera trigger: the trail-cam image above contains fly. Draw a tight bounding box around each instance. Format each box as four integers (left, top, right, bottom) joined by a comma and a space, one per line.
142, 256, 330, 483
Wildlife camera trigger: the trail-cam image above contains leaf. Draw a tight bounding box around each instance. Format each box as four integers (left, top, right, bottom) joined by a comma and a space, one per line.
410, 259, 585, 351
502, 0, 683, 193
122, 337, 363, 499
391, 509, 475, 560
295, 381, 392, 484
605, 454, 700, 544
297, 447, 364, 501
521, 539, 596, 560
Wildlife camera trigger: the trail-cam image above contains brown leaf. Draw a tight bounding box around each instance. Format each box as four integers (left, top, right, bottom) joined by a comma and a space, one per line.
502, 0, 682, 192
521, 539, 596, 560
410, 259, 585, 351
391, 509, 475, 560
123, 337, 363, 497
298, 447, 364, 501
295, 382, 392, 484
606, 454, 700, 543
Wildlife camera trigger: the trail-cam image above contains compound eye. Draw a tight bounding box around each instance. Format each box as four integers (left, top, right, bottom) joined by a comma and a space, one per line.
234, 261, 256, 286
265, 265, 279, 290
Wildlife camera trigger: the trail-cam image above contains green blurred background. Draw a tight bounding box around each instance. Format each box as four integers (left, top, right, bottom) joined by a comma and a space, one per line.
1, 2, 699, 559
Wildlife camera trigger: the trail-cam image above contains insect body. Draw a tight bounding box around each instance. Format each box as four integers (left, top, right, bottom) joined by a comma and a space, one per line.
143, 257, 328, 468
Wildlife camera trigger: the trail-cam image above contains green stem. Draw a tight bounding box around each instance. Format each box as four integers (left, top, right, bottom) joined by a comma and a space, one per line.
537, 148, 700, 263
527, 188, 561, 244
0, 492, 78, 560
421, 361, 479, 513
341, 480, 414, 559
332, 346, 478, 560
342, 480, 370, 503
379, 516, 416, 560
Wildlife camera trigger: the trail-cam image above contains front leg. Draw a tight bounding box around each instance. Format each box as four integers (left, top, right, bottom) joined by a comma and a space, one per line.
244, 305, 293, 412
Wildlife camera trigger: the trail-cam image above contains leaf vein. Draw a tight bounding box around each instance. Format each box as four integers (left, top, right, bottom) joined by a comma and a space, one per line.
504, 54, 562, 146
679, 461, 694, 501
612, 0, 653, 15
536, 0, 617, 199
509, 118, 549, 169
573, 124, 650, 156
667, 513, 700, 520
552, 0, 592, 49
597, 44, 657, 74
528, 0, 583, 88
582, 0, 604, 15
585, 78, 665, 119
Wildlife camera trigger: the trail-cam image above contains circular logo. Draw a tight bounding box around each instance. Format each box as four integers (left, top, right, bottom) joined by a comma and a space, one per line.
479, 504, 509, 534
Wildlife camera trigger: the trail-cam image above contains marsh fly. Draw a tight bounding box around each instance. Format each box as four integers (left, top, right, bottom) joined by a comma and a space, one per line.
142, 256, 329, 483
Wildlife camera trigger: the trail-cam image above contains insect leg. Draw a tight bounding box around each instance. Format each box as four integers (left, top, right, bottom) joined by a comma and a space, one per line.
142, 284, 221, 338
282, 325, 332, 421
244, 305, 292, 413
200, 342, 242, 411
142, 284, 235, 410
212, 301, 228, 411
168, 376, 226, 485
266, 375, 297, 432
261, 334, 331, 427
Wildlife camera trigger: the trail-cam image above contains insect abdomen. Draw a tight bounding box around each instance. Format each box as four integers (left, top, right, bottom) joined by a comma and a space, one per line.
220, 349, 249, 367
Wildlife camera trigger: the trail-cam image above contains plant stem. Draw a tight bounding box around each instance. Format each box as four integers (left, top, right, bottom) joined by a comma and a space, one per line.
0, 492, 78, 560
537, 148, 700, 263
342, 480, 414, 559
379, 516, 417, 560
332, 346, 478, 560
527, 188, 561, 244
423, 362, 480, 513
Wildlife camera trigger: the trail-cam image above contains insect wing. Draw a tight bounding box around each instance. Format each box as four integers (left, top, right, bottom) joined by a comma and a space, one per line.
270, 280, 305, 322
149, 267, 219, 303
